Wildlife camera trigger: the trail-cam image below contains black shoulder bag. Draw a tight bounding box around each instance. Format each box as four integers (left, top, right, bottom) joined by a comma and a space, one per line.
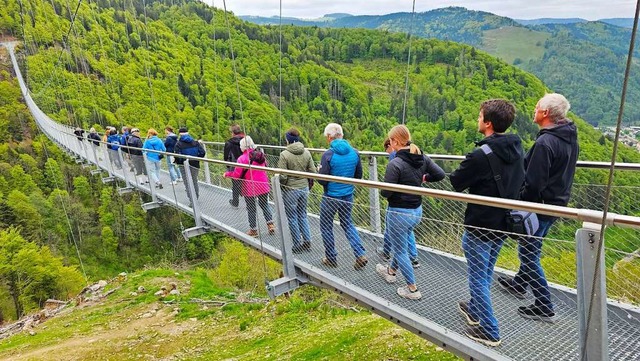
479, 144, 540, 237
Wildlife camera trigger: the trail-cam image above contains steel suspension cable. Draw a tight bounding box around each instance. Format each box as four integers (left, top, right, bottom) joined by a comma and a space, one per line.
31, 0, 84, 99
278, 0, 283, 145
221, 0, 269, 284
212, 1, 222, 141
581, 1, 640, 359
401, 0, 416, 125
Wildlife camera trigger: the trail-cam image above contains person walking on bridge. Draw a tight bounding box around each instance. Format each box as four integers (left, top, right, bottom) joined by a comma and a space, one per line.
376, 125, 445, 300
224, 136, 275, 237
174, 127, 205, 207
127, 128, 147, 185
318, 123, 368, 270
143, 128, 166, 189
164, 126, 183, 185
277, 128, 317, 252
450, 99, 525, 347
224, 124, 245, 208
497, 93, 578, 323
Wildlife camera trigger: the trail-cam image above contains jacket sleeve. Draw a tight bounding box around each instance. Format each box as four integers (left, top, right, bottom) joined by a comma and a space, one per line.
380, 161, 400, 199
449, 150, 483, 192
224, 156, 248, 179
306, 152, 317, 173
317, 150, 333, 187
422, 156, 446, 182
277, 152, 288, 185
520, 143, 551, 202
223, 141, 231, 162
354, 152, 363, 179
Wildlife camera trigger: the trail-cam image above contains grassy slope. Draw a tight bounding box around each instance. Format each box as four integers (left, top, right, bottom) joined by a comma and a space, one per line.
0, 266, 459, 361
481, 27, 549, 65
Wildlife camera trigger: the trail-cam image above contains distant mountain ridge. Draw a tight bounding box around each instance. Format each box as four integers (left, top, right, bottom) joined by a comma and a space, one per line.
240, 7, 640, 125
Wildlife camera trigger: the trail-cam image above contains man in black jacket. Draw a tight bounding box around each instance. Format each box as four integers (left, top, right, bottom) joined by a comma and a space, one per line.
497, 93, 578, 323
126, 128, 147, 184
224, 124, 245, 207
175, 127, 204, 206
449, 99, 525, 347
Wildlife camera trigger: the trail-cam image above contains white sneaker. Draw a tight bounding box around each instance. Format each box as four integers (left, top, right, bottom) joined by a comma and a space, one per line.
397, 286, 422, 300
177, 178, 183, 182
171, 181, 178, 185
376, 264, 397, 283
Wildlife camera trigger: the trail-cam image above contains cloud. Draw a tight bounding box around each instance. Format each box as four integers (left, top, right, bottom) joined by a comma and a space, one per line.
205, 0, 637, 21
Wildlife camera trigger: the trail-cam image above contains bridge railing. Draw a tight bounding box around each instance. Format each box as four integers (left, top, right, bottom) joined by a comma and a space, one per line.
39, 120, 640, 358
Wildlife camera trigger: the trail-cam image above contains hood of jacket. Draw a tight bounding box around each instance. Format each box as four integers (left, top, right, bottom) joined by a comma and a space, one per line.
228, 134, 244, 145
286, 141, 305, 155
477, 133, 523, 165
538, 119, 578, 145
180, 134, 195, 143
395, 149, 425, 168
329, 139, 353, 155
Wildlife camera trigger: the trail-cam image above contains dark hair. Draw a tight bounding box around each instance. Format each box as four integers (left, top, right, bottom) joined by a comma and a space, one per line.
230, 124, 242, 135
286, 128, 300, 137
480, 99, 515, 133
383, 137, 391, 149
165, 126, 174, 132
110, 129, 117, 135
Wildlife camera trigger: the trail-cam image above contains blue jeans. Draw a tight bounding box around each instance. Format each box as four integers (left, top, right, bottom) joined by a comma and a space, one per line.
167, 157, 181, 182
283, 188, 311, 247
387, 206, 422, 285
148, 160, 161, 184
320, 194, 365, 262
513, 217, 556, 312
383, 210, 418, 260
462, 231, 504, 340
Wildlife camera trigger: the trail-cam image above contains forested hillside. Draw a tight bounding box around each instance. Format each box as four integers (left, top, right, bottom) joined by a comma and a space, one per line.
242, 6, 640, 126
0, 46, 220, 321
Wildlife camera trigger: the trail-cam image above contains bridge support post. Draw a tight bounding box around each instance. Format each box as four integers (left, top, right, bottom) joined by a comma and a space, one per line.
141, 153, 164, 211
182, 161, 209, 239
117, 148, 134, 194
368, 155, 382, 233
203, 161, 211, 184
267, 174, 303, 298
576, 222, 609, 361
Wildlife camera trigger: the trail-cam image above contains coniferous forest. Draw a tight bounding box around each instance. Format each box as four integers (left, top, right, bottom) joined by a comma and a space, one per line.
0, 0, 639, 324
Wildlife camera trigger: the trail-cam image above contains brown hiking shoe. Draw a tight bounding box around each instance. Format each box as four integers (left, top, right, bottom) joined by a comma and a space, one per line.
267, 223, 276, 235
354, 256, 368, 270
247, 229, 258, 237
322, 257, 338, 268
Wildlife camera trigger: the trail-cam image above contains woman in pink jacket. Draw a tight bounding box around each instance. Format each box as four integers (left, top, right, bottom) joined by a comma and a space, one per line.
224, 136, 275, 236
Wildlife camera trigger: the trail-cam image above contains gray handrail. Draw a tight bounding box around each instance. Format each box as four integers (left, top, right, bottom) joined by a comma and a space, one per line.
54, 127, 640, 229
204, 141, 640, 171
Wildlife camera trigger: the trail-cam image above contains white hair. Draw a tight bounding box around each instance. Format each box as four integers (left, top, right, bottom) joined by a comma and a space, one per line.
323, 123, 343, 139
538, 93, 571, 122
239, 135, 256, 152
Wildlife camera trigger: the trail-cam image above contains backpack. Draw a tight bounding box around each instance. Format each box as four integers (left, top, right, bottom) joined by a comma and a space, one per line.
196, 141, 206, 158
240, 149, 267, 179
249, 148, 266, 164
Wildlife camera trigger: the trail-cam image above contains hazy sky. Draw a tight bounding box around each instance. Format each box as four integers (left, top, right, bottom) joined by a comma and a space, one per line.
203, 0, 637, 21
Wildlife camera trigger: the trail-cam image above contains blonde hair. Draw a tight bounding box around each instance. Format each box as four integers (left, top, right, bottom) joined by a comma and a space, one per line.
147, 128, 158, 137
388, 125, 421, 154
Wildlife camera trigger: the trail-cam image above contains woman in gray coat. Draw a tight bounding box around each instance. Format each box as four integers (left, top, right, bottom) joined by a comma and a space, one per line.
277, 128, 317, 252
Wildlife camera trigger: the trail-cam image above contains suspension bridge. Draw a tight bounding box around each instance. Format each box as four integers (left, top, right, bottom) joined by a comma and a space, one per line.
4, 41, 640, 360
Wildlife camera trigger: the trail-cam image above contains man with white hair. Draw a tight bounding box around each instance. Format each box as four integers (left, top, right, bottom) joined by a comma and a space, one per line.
318, 123, 368, 270
498, 93, 579, 323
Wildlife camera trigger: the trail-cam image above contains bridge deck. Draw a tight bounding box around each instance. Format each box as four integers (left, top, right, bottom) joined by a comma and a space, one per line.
102, 158, 640, 361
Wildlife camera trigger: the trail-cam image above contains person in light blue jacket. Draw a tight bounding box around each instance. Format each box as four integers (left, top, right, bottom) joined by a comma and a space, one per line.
143, 128, 166, 189
317, 123, 367, 271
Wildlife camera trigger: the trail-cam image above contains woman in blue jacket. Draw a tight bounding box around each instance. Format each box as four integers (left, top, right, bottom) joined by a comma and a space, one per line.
143, 128, 166, 189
